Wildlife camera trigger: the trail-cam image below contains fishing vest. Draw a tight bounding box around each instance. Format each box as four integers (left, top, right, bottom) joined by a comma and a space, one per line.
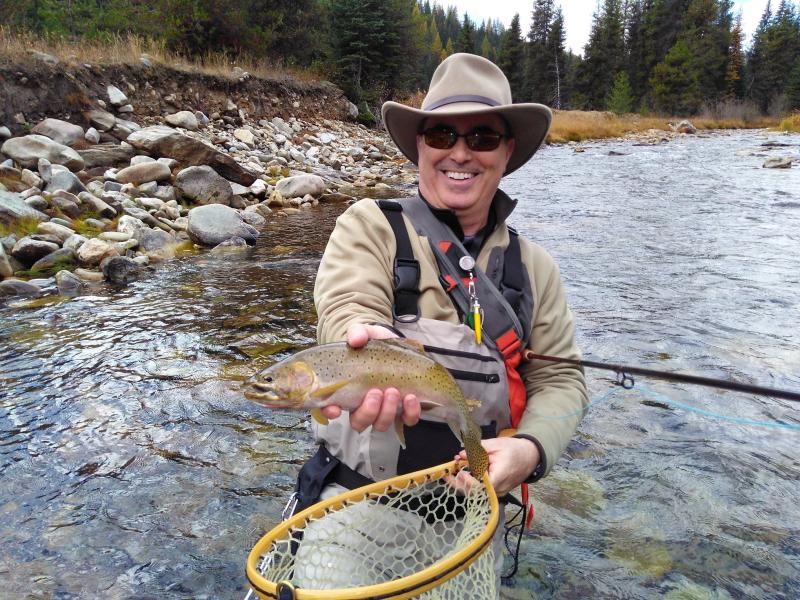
374, 194, 535, 476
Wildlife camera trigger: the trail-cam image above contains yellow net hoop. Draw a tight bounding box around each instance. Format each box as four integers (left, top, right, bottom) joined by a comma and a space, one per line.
246, 460, 500, 600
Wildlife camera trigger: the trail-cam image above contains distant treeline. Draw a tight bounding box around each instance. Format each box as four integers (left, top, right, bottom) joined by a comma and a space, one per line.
2, 0, 800, 116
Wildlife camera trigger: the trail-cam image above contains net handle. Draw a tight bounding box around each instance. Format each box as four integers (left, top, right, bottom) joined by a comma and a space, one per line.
246, 459, 500, 600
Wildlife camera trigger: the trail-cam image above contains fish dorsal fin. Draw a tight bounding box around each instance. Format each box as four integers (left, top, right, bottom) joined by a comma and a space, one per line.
380, 337, 426, 354
311, 379, 350, 399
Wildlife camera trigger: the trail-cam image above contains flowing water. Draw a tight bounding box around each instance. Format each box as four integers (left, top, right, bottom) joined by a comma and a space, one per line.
1, 130, 798, 599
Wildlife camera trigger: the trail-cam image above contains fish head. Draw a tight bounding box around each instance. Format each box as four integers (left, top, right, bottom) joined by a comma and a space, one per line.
243, 360, 318, 408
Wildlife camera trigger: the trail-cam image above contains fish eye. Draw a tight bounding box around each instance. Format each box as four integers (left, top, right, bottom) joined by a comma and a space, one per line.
265, 376, 273, 383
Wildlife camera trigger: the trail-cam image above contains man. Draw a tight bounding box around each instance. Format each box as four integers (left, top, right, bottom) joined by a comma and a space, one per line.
294, 53, 587, 591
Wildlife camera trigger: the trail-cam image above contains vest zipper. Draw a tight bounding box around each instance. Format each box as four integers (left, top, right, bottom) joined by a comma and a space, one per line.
447, 368, 501, 383
423, 345, 498, 362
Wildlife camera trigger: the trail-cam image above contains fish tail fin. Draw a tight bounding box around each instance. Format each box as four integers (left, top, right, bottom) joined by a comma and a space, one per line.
463, 419, 488, 480
395, 417, 406, 449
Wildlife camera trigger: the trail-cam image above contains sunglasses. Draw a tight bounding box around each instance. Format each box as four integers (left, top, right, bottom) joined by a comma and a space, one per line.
420, 125, 507, 152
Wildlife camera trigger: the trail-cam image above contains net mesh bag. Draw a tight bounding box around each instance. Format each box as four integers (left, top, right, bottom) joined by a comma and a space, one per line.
246, 460, 500, 600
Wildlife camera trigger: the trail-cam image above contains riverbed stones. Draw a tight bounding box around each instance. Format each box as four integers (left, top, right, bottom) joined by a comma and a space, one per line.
31, 119, 85, 147
107, 85, 129, 108
73, 267, 104, 282
77, 192, 116, 218
135, 228, 175, 260
165, 111, 199, 130
175, 165, 232, 205
763, 157, 793, 169
0, 191, 48, 224
275, 174, 326, 199
55, 270, 84, 296
76, 237, 119, 266
0, 278, 42, 298
88, 110, 117, 132
37, 221, 75, 242
115, 162, 172, 185
45, 166, 86, 195
30, 247, 77, 273
126, 126, 256, 185
11, 237, 60, 266
0, 244, 13, 278
187, 204, 258, 247
1, 135, 85, 171
102, 255, 142, 285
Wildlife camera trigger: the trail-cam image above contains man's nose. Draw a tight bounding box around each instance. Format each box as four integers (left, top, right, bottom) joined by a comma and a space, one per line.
448, 136, 472, 161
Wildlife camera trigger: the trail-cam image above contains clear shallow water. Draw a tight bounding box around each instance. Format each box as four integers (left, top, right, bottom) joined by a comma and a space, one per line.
1, 130, 798, 599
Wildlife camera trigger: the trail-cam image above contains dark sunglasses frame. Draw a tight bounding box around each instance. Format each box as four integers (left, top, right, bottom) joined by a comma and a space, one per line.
420, 124, 508, 151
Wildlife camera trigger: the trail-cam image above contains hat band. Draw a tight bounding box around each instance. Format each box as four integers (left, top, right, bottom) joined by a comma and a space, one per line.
423, 95, 500, 111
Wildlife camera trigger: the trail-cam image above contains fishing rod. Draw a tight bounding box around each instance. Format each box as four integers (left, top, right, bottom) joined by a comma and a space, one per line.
523, 350, 800, 403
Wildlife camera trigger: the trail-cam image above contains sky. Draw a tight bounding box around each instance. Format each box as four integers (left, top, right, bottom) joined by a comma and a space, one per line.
447, 0, 770, 56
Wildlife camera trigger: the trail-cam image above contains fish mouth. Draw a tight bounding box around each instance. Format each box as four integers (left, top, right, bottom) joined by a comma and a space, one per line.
243, 380, 281, 405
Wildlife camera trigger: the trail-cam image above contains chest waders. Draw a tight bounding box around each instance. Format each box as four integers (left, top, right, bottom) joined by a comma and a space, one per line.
378, 195, 534, 456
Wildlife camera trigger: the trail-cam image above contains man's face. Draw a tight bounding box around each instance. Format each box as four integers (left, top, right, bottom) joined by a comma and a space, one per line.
416, 113, 514, 234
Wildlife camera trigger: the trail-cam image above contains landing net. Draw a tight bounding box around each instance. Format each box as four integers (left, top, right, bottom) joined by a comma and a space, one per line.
246, 460, 500, 600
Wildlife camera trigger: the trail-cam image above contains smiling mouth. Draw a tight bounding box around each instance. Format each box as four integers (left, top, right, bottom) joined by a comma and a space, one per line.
444, 171, 476, 181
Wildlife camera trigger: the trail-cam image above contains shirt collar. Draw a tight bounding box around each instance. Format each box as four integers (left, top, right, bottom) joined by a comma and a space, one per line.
417, 188, 517, 245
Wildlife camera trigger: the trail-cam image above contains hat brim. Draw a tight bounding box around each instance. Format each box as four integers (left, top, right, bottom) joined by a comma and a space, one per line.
381, 101, 552, 176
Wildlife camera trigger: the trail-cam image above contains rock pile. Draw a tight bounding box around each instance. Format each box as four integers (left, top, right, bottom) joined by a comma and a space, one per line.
0, 76, 415, 302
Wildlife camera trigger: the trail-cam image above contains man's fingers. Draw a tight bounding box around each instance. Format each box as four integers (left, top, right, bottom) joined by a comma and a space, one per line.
321, 405, 341, 420
401, 394, 420, 426
349, 388, 382, 432
346, 324, 370, 348
373, 388, 401, 431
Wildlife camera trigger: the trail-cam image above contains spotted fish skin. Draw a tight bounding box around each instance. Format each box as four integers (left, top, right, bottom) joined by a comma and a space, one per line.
244, 339, 489, 479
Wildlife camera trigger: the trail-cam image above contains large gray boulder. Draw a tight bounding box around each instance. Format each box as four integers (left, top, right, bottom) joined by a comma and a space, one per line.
1, 135, 84, 171
175, 166, 232, 205
102, 256, 142, 285
87, 110, 117, 132
134, 228, 176, 260
0, 191, 49, 224
44, 165, 87, 195
276, 174, 326, 199
126, 126, 256, 185
187, 204, 258, 247
31, 119, 85, 147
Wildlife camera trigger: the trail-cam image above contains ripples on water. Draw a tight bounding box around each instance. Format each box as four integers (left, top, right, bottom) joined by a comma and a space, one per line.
1, 131, 798, 598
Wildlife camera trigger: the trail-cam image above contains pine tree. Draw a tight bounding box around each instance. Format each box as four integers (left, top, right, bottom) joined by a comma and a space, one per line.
725, 11, 745, 99
576, 0, 626, 109
546, 7, 566, 108
456, 13, 476, 53
608, 71, 634, 113
650, 40, 701, 114
787, 58, 800, 110
524, 0, 555, 103
497, 13, 526, 100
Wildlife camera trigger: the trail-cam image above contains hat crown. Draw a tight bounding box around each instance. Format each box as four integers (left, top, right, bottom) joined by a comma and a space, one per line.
422, 53, 512, 112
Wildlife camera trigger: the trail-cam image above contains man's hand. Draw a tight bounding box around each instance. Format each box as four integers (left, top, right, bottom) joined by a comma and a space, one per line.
320, 323, 421, 432
456, 437, 540, 496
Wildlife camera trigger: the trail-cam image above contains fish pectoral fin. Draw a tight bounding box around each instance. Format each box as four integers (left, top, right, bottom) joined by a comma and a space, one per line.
419, 399, 444, 412
395, 418, 406, 449
310, 408, 329, 426
311, 379, 350, 399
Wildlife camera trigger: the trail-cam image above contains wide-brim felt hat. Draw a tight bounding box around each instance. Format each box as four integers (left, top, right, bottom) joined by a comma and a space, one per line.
381, 53, 552, 176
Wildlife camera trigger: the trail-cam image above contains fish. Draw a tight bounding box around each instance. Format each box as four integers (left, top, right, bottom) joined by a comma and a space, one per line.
243, 338, 489, 479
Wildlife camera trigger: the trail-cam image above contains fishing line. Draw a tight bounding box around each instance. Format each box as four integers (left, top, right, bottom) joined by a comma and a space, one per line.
526, 352, 800, 430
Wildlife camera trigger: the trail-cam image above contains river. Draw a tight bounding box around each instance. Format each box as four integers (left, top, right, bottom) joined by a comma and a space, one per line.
1, 129, 798, 599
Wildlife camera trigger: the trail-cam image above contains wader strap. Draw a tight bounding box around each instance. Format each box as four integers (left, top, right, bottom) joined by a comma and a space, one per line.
502, 228, 524, 314
400, 195, 529, 351
378, 200, 420, 321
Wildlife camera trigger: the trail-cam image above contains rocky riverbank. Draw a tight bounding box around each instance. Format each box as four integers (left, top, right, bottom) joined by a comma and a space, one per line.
0, 57, 417, 303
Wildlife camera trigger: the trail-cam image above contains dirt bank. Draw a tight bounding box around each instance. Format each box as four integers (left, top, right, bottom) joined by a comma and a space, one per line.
0, 60, 355, 135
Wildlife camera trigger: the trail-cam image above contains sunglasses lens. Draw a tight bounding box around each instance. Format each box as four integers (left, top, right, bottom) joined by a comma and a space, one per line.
423, 127, 456, 149
466, 131, 503, 151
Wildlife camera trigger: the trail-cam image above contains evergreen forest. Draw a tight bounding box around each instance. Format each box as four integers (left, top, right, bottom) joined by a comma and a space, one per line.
2, 0, 800, 117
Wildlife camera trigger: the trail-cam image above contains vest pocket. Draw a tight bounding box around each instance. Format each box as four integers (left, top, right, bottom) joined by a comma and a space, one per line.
447, 368, 501, 383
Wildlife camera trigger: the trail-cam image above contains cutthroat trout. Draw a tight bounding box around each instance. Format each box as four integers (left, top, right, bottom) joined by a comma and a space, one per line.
243, 339, 489, 479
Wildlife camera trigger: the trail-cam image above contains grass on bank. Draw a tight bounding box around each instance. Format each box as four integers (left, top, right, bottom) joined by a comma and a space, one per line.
778, 112, 800, 132
0, 26, 321, 83
548, 109, 781, 144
